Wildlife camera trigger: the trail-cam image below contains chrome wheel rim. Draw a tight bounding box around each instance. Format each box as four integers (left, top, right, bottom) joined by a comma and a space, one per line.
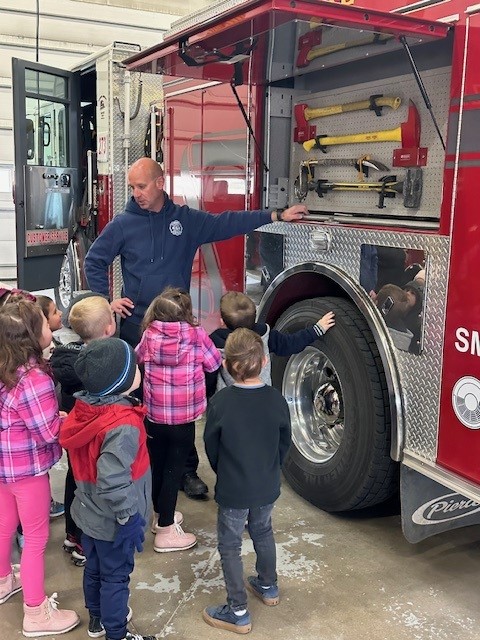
58, 253, 73, 310
283, 346, 345, 464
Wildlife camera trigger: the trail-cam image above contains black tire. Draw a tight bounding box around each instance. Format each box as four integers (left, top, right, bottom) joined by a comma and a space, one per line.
272, 296, 398, 512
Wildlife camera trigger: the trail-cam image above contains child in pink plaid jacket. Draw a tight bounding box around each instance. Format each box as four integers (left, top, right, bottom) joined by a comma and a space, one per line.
136, 287, 221, 553
0, 299, 79, 636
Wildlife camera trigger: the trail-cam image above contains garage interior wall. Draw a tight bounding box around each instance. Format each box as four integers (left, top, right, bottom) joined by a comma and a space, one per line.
0, 0, 217, 282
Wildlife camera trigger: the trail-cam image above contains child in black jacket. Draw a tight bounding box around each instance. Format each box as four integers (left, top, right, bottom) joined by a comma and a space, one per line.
203, 328, 292, 634
206, 290, 335, 395
182, 291, 334, 500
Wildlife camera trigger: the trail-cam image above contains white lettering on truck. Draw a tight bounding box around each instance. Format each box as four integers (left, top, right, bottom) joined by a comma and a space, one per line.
412, 492, 480, 525
455, 327, 480, 356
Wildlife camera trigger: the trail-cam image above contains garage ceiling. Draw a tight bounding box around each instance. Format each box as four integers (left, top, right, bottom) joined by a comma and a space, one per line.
73, 0, 219, 15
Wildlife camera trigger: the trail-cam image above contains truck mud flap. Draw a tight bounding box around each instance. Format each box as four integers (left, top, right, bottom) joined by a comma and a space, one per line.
401, 465, 480, 543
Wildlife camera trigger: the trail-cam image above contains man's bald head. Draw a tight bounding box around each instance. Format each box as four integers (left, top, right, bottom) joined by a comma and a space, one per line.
128, 158, 165, 212
129, 158, 164, 181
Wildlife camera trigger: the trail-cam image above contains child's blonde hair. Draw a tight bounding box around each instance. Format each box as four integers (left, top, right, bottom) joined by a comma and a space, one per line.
69, 296, 114, 342
142, 287, 196, 332
0, 300, 48, 388
224, 328, 264, 382
220, 291, 256, 330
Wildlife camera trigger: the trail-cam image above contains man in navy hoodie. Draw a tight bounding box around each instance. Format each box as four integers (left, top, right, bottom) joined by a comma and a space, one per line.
85, 157, 306, 499
84, 158, 307, 348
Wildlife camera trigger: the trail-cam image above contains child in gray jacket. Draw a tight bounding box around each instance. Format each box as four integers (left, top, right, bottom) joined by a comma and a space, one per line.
60, 338, 154, 640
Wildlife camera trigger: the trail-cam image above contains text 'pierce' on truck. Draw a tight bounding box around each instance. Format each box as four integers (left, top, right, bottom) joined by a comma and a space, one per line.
12, 0, 480, 543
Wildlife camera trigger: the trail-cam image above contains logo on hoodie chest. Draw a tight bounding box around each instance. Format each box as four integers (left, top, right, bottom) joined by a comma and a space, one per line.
169, 220, 183, 236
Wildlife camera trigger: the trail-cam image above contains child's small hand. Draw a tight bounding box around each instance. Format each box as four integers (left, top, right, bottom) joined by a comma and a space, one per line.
317, 311, 335, 333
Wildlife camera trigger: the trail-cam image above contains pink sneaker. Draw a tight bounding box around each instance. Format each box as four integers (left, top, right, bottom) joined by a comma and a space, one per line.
23, 593, 80, 637
153, 523, 196, 552
150, 511, 183, 534
0, 566, 22, 604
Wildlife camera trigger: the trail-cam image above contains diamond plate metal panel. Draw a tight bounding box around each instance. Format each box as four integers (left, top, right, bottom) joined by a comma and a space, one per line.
110, 61, 163, 299
260, 222, 450, 462
168, 0, 250, 37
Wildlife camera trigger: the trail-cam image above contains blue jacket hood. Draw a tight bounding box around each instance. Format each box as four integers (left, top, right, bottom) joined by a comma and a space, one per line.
124, 194, 175, 217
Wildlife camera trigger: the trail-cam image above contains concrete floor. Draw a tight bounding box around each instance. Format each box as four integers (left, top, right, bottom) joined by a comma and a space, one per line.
2, 288, 480, 639
4, 423, 480, 640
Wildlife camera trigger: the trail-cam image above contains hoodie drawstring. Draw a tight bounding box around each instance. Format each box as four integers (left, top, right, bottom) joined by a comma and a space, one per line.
149, 215, 155, 263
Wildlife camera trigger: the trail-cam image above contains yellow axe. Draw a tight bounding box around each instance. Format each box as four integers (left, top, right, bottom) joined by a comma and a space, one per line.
303, 100, 420, 153
294, 95, 402, 143
297, 31, 392, 68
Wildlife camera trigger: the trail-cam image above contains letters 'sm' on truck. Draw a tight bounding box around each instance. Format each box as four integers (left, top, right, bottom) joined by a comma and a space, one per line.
12, 0, 480, 542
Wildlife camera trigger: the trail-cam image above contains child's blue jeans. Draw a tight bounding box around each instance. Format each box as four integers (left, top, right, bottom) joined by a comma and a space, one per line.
217, 503, 277, 611
82, 533, 134, 640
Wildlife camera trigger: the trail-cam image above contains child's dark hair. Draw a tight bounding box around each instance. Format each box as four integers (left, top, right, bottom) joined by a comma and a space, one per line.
142, 287, 196, 332
0, 300, 48, 389
224, 328, 264, 382
220, 291, 256, 330
36, 294, 54, 320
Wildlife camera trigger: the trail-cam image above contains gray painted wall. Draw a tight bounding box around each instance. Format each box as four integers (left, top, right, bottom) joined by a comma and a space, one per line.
0, 0, 217, 280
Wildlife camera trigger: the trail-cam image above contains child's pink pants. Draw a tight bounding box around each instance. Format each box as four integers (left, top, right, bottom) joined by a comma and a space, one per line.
0, 474, 50, 605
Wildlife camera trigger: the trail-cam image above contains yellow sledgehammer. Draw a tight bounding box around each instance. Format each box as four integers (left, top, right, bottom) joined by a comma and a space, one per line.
303, 100, 420, 153
294, 95, 401, 143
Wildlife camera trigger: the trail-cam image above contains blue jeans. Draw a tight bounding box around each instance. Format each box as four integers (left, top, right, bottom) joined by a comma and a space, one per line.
82, 534, 134, 640
217, 503, 277, 611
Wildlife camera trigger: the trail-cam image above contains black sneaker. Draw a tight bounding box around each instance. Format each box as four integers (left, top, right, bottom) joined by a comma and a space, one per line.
181, 472, 208, 499
88, 607, 133, 638
62, 534, 77, 554
106, 633, 156, 640
88, 615, 104, 638
71, 544, 86, 567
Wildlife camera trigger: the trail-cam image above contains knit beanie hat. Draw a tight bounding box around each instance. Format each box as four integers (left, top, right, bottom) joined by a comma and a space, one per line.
74, 338, 137, 396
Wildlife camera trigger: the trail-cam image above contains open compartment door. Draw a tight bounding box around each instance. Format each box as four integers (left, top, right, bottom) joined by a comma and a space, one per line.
125, 0, 449, 82
12, 58, 80, 291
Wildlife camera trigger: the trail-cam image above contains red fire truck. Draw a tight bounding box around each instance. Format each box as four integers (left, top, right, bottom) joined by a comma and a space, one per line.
12, 0, 480, 542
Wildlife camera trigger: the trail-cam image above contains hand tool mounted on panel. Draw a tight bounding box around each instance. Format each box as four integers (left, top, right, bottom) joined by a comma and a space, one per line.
296, 29, 392, 69
302, 100, 427, 168
294, 95, 402, 143
298, 169, 423, 209
294, 155, 390, 201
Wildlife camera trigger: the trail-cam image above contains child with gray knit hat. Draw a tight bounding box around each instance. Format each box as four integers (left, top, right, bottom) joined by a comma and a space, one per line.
51, 295, 117, 568
60, 338, 155, 640
74, 338, 138, 396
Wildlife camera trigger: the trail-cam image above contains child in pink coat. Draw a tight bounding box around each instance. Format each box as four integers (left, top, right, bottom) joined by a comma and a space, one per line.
136, 287, 221, 553
0, 299, 79, 637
